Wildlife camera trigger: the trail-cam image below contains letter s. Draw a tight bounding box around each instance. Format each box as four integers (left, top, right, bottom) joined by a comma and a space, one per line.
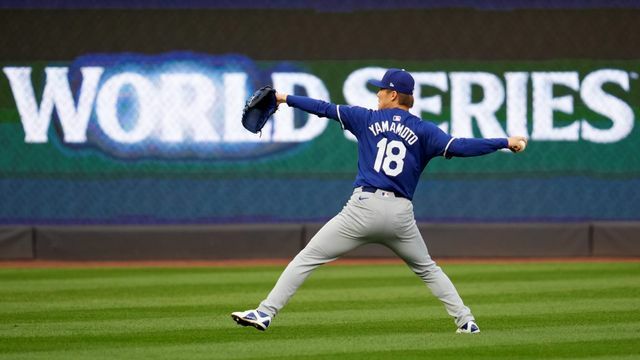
581, 69, 634, 143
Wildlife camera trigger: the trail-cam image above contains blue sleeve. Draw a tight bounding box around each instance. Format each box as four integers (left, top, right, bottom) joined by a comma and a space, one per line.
335, 105, 370, 136
286, 95, 369, 136
420, 122, 508, 158
286, 95, 339, 120
444, 138, 509, 158
423, 123, 454, 158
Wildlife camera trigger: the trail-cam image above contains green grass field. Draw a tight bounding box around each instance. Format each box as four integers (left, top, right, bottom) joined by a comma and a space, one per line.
1, 261, 639, 359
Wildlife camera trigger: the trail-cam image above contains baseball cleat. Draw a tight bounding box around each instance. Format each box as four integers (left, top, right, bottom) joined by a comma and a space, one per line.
456, 320, 480, 334
231, 309, 271, 331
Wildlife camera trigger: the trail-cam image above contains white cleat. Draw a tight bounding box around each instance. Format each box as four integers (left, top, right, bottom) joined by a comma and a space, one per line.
231, 309, 272, 331
456, 320, 480, 334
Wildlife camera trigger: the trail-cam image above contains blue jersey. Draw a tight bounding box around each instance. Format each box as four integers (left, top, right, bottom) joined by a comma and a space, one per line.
337, 105, 451, 200
286, 96, 507, 200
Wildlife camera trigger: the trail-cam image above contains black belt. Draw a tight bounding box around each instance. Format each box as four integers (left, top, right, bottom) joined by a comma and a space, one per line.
361, 186, 406, 199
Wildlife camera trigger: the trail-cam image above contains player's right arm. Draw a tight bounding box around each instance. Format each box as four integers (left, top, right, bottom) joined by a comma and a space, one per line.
276, 92, 369, 135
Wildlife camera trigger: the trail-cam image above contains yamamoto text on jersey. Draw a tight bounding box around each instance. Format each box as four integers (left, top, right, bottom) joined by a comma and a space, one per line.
368, 120, 418, 145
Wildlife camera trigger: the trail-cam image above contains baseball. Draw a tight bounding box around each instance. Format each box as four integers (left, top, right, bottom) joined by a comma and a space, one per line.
518, 139, 527, 152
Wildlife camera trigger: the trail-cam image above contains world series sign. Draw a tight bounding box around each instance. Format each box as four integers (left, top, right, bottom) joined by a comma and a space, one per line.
2, 53, 635, 160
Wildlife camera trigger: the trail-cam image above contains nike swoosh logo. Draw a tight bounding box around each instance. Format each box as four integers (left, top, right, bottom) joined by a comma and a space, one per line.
358, 196, 369, 200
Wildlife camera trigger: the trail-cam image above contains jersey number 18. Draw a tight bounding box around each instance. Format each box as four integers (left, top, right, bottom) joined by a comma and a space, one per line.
373, 138, 406, 177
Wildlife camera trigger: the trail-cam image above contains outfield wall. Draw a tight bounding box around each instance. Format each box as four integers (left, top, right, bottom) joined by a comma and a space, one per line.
1, 223, 639, 260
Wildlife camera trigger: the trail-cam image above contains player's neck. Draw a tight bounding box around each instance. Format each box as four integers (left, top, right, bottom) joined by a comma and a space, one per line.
379, 103, 410, 111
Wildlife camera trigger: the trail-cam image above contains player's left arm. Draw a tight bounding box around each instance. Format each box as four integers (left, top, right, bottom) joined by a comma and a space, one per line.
445, 137, 527, 158
276, 92, 338, 118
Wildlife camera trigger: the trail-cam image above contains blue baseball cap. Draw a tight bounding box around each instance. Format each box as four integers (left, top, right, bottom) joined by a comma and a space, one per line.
368, 68, 415, 95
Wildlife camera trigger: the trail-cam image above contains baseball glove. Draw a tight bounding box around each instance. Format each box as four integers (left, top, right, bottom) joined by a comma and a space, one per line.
241, 85, 278, 134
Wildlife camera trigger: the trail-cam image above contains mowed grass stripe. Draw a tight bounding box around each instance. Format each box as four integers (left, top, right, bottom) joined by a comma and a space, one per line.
0, 298, 637, 336
3, 269, 639, 300
4, 261, 639, 283
0, 266, 285, 281
1, 262, 637, 289
1, 306, 637, 341
2, 273, 637, 310
0, 271, 283, 291
2, 289, 636, 324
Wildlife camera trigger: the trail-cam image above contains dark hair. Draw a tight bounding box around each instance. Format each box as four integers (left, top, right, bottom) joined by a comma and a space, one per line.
382, 89, 414, 108
397, 92, 414, 108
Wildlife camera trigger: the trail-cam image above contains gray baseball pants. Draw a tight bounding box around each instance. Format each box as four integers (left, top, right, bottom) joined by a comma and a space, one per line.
257, 187, 475, 327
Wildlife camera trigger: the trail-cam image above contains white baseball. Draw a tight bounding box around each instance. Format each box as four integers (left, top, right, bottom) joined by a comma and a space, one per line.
518, 139, 527, 152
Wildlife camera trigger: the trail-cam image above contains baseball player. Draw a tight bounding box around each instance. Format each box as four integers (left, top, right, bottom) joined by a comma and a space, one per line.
232, 68, 527, 334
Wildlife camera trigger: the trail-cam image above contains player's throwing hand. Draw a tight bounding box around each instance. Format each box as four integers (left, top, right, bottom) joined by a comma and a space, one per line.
508, 136, 528, 153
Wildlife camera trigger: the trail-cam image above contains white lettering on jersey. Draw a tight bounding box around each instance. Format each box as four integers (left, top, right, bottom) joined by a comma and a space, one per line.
368, 120, 418, 145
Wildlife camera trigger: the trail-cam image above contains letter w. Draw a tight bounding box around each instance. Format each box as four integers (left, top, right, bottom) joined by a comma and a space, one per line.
4, 67, 103, 143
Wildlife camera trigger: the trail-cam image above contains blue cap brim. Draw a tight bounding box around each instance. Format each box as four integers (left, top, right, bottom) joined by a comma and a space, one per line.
368, 79, 387, 89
